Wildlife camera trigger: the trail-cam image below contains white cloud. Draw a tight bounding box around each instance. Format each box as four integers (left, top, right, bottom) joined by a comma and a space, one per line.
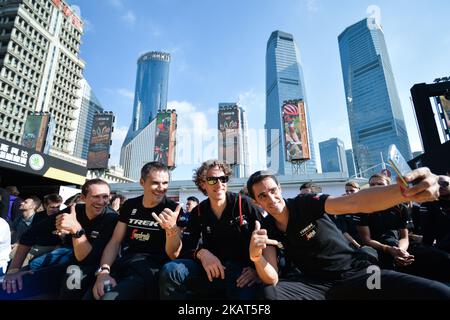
117, 88, 134, 101
108, 0, 123, 9
306, 0, 319, 12
122, 10, 136, 25
109, 126, 128, 166
82, 18, 94, 33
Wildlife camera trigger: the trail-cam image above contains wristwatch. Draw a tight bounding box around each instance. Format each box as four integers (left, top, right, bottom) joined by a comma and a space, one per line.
72, 228, 86, 238
95, 266, 111, 277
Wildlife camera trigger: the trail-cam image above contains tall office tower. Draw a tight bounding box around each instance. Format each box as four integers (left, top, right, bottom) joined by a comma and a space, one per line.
218, 103, 250, 178
338, 18, 412, 178
346, 149, 356, 178
123, 51, 170, 145
73, 78, 104, 159
319, 138, 347, 174
0, 0, 84, 155
265, 30, 317, 175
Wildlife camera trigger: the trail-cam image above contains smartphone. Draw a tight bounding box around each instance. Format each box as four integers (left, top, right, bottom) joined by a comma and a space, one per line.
387, 144, 411, 188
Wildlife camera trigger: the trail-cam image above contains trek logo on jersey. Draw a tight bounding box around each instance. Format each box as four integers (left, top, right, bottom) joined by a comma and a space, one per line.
131, 229, 150, 241
299, 223, 317, 241
129, 219, 160, 228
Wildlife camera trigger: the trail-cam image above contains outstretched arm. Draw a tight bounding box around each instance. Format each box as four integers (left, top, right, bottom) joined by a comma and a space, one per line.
326, 167, 439, 215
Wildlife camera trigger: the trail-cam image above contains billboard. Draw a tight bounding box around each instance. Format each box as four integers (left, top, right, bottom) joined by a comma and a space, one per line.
154, 111, 177, 168
440, 95, 450, 132
87, 113, 114, 170
218, 107, 240, 165
22, 113, 52, 153
282, 100, 311, 161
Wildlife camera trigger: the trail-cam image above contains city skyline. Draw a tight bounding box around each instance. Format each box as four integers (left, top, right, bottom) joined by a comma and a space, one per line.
72, 0, 450, 180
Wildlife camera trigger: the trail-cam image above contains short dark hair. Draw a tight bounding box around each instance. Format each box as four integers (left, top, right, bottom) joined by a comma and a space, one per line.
43, 193, 63, 205
141, 161, 169, 181
246, 170, 279, 199
369, 173, 391, 185
27, 196, 42, 210
193, 160, 233, 196
345, 181, 360, 189
186, 196, 199, 204
110, 193, 126, 204
81, 179, 110, 196
300, 182, 318, 190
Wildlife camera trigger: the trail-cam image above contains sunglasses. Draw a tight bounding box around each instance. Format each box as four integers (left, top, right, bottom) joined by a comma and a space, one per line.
205, 176, 229, 185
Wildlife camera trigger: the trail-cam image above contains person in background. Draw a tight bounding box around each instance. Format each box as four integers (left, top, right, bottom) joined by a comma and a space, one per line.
299, 182, 322, 195
5, 186, 22, 224
0, 217, 11, 276
10, 197, 41, 246
110, 193, 126, 212
185, 196, 199, 213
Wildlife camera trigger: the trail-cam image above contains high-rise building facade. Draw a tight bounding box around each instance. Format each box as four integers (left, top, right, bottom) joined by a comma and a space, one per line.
73, 78, 104, 159
319, 138, 347, 174
338, 18, 412, 178
218, 103, 250, 178
0, 0, 84, 156
265, 30, 317, 175
124, 51, 170, 145
346, 149, 356, 178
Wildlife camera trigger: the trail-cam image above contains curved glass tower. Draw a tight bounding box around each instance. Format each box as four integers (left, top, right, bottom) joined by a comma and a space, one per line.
265, 30, 317, 175
124, 51, 170, 145
338, 18, 411, 178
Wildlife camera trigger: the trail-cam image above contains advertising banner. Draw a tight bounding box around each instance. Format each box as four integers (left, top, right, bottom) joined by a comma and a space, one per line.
282, 100, 310, 161
22, 114, 51, 152
218, 107, 240, 165
87, 114, 113, 169
154, 111, 177, 168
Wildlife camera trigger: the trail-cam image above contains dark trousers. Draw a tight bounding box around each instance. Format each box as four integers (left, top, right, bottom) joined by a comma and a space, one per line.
264, 267, 450, 300
84, 254, 162, 300
159, 258, 262, 300
0, 264, 67, 300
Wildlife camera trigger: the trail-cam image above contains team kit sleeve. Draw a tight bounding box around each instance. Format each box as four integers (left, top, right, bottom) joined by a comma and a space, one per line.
295, 193, 330, 221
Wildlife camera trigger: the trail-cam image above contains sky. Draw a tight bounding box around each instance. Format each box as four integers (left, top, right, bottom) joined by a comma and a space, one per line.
71, 0, 450, 181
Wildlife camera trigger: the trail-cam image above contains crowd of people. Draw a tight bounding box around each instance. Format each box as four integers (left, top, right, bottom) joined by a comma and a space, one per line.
0, 160, 449, 300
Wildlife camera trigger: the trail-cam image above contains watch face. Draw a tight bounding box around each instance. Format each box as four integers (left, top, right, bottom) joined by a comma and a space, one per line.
74, 229, 86, 238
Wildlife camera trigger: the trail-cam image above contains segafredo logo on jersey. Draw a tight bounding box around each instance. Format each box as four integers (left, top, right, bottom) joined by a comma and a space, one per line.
129, 218, 160, 227
299, 223, 317, 241
131, 229, 150, 241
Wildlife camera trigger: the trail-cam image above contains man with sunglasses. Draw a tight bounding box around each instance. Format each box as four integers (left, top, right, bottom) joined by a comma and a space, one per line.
160, 159, 265, 300
245, 168, 450, 300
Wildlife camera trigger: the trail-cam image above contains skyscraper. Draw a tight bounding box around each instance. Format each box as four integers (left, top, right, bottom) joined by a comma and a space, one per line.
0, 0, 84, 156
265, 30, 317, 175
73, 79, 104, 159
123, 51, 170, 145
346, 149, 356, 178
338, 18, 412, 178
319, 138, 347, 174
218, 103, 250, 178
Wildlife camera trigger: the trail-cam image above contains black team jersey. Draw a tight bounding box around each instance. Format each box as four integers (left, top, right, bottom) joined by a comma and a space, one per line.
119, 195, 182, 265
184, 192, 263, 263
263, 194, 371, 280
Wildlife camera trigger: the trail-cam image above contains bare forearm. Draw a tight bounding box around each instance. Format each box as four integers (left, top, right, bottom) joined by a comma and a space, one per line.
9, 244, 31, 269
398, 238, 409, 251
253, 256, 278, 285
99, 240, 120, 267
72, 237, 93, 261
327, 185, 406, 214
165, 228, 182, 259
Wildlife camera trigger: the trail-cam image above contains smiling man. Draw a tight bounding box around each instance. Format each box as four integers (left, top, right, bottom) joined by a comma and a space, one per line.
160, 159, 266, 300
91, 161, 183, 300
245, 169, 450, 300
1, 179, 118, 300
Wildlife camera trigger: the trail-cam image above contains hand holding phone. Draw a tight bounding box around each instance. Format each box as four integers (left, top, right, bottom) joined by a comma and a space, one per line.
387, 144, 412, 188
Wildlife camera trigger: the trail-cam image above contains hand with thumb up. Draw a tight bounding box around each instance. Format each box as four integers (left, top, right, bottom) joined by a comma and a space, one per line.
55, 204, 82, 236
249, 220, 279, 262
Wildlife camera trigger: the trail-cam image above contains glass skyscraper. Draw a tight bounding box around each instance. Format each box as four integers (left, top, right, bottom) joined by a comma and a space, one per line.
346, 149, 356, 178
265, 30, 317, 175
123, 51, 170, 145
338, 18, 412, 178
73, 79, 104, 159
319, 138, 347, 174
